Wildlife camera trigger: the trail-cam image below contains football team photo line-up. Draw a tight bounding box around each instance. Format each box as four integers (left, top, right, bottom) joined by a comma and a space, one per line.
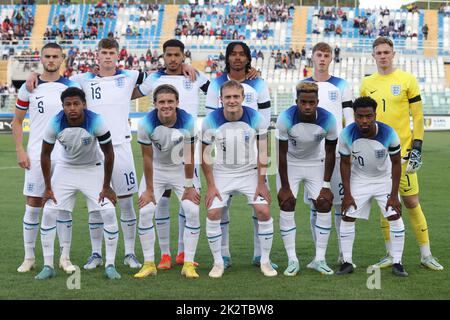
12, 37, 442, 281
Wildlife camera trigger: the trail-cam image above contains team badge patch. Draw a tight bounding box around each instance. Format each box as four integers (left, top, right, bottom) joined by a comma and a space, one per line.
242, 130, 250, 142
314, 133, 325, 142
183, 79, 193, 90
27, 183, 34, 193
115, 77, 125, 88
245, 93, 253, 103
375, 149, 386, 159
391, 85, 401, 96
82, 137, 92, 145
328, 90, 338, 102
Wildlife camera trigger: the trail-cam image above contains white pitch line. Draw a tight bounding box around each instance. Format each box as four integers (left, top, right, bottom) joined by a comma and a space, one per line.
0, 166, 21, 170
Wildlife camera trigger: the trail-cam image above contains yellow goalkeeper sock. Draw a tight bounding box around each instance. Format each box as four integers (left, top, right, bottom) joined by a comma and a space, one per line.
407, 204, 430, 247
380, 214, 390, 253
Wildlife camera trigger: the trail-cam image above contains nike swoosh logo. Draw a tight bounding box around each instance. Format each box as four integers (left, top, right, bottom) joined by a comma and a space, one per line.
370, 90, 377, 94
127, 223, 135, 227
127, 187, 135, 191
25, 227, 34, 230
341, 235, 349, 238
264, 237, 272, 240
191, 232, 199, 235
91, 82, 99, 86
35, 96, 44, 99
352, 151, 361, 154
403, 188, 412, 192
67, 226, 72, 228
108, 237, 116, 240
209, 240, 219, 243
100, 202, 109, 207
394, 235, 404, 238
421, 228, 428, 232
320, 232, 327, 235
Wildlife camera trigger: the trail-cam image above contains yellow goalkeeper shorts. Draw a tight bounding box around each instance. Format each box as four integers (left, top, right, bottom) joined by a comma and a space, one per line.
399, 162, 419, 196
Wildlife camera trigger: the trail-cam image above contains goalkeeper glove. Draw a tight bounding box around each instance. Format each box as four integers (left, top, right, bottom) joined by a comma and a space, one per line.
406, 140, 423, 173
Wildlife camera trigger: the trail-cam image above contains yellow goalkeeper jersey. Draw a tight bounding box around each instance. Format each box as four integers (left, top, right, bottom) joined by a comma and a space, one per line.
360, 68, 424, 157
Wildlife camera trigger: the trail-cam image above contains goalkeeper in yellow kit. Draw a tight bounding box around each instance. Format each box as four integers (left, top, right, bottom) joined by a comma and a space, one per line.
360, 37, 443, 270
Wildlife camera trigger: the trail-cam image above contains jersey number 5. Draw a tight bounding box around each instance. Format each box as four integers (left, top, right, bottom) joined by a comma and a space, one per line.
38, 101, 44, 113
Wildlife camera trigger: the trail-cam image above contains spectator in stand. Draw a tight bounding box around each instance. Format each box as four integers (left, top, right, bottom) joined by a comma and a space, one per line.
422, 24, 428, 40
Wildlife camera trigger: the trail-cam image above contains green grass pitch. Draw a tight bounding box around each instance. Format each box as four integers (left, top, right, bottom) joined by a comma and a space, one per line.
0, 132, 449, 300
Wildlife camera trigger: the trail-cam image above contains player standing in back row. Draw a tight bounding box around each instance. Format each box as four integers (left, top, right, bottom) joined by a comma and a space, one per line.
302, 42, 354, 265
12, 43, 80, 274
360, 37, 443, 271
205, 41, 275, 270
133, 39, 208, 269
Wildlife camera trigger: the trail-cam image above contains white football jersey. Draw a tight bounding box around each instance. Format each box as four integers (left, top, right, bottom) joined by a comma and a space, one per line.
70, 70, 144, 145
205, 72, 271, 126
137, 108, 195, 170
338, 122, 401, 182
276, 105, 338, 166
138, 70, 209, 119
202, 106, 266, 178
43, 109, 111, 166
16, 77, 80, 160
301, 76, 353, 135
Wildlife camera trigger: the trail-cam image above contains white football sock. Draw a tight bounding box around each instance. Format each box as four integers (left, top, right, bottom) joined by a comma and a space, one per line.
23, 205, 40, 260
56, 210, 72, 260
280, 210, 297, 262
182, 200, 200, 263
40, 208, 58, 268
309, 205, 317, 244
102, 209, 119, 267
138, 203, 156, 262
207, 218, 222, 265
118, 197, 137, 256
220, 197, 232, 257
258, 218, 274, 264
155, 196, 170, 256
89, 210, 103, 256
420, 244, 432, 259
177, 207, 186, 254
340, 220, 355, 264
314, 212, 332, 261
334, 205, 343, 257
389, 218, 405, 264
252, 209, 261, 258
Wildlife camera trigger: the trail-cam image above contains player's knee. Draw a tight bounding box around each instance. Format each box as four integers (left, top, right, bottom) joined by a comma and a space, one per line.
279, 197, 296, 212
254, 205, 271, 221
100, 209, 118, 231
388, 216, 405, 230
41, 208, 59, 228
57, 210, 72, 221
402, 195, 419, 208
138, 202, 155, 229
118, 196, 135, 216
342, 215, 356, 222
181, 200, 199, 226
26, 196, 43, 208
314, 198, 332, 213
207, 208, 222, 221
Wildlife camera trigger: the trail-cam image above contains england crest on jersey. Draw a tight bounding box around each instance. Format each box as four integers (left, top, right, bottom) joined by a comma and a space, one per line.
391, 85, 401, 96
245, 93, 253, 104
375, 149, 386, 159
328, 90, 338, 102
183, 79, 193, 90
116, 77, 125, 88
82, 137, 92, 145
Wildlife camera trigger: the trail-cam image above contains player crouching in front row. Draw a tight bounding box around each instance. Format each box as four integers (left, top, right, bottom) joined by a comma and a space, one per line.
134, 84, 201, 279
336, 97, 408, 277
201, 80, 276, 278
37, 87, 120, 280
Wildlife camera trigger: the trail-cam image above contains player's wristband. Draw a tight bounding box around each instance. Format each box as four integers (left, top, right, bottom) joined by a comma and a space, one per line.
322, 181, 331, 189
412, 139, 423, 152
184, 178, 194, 188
